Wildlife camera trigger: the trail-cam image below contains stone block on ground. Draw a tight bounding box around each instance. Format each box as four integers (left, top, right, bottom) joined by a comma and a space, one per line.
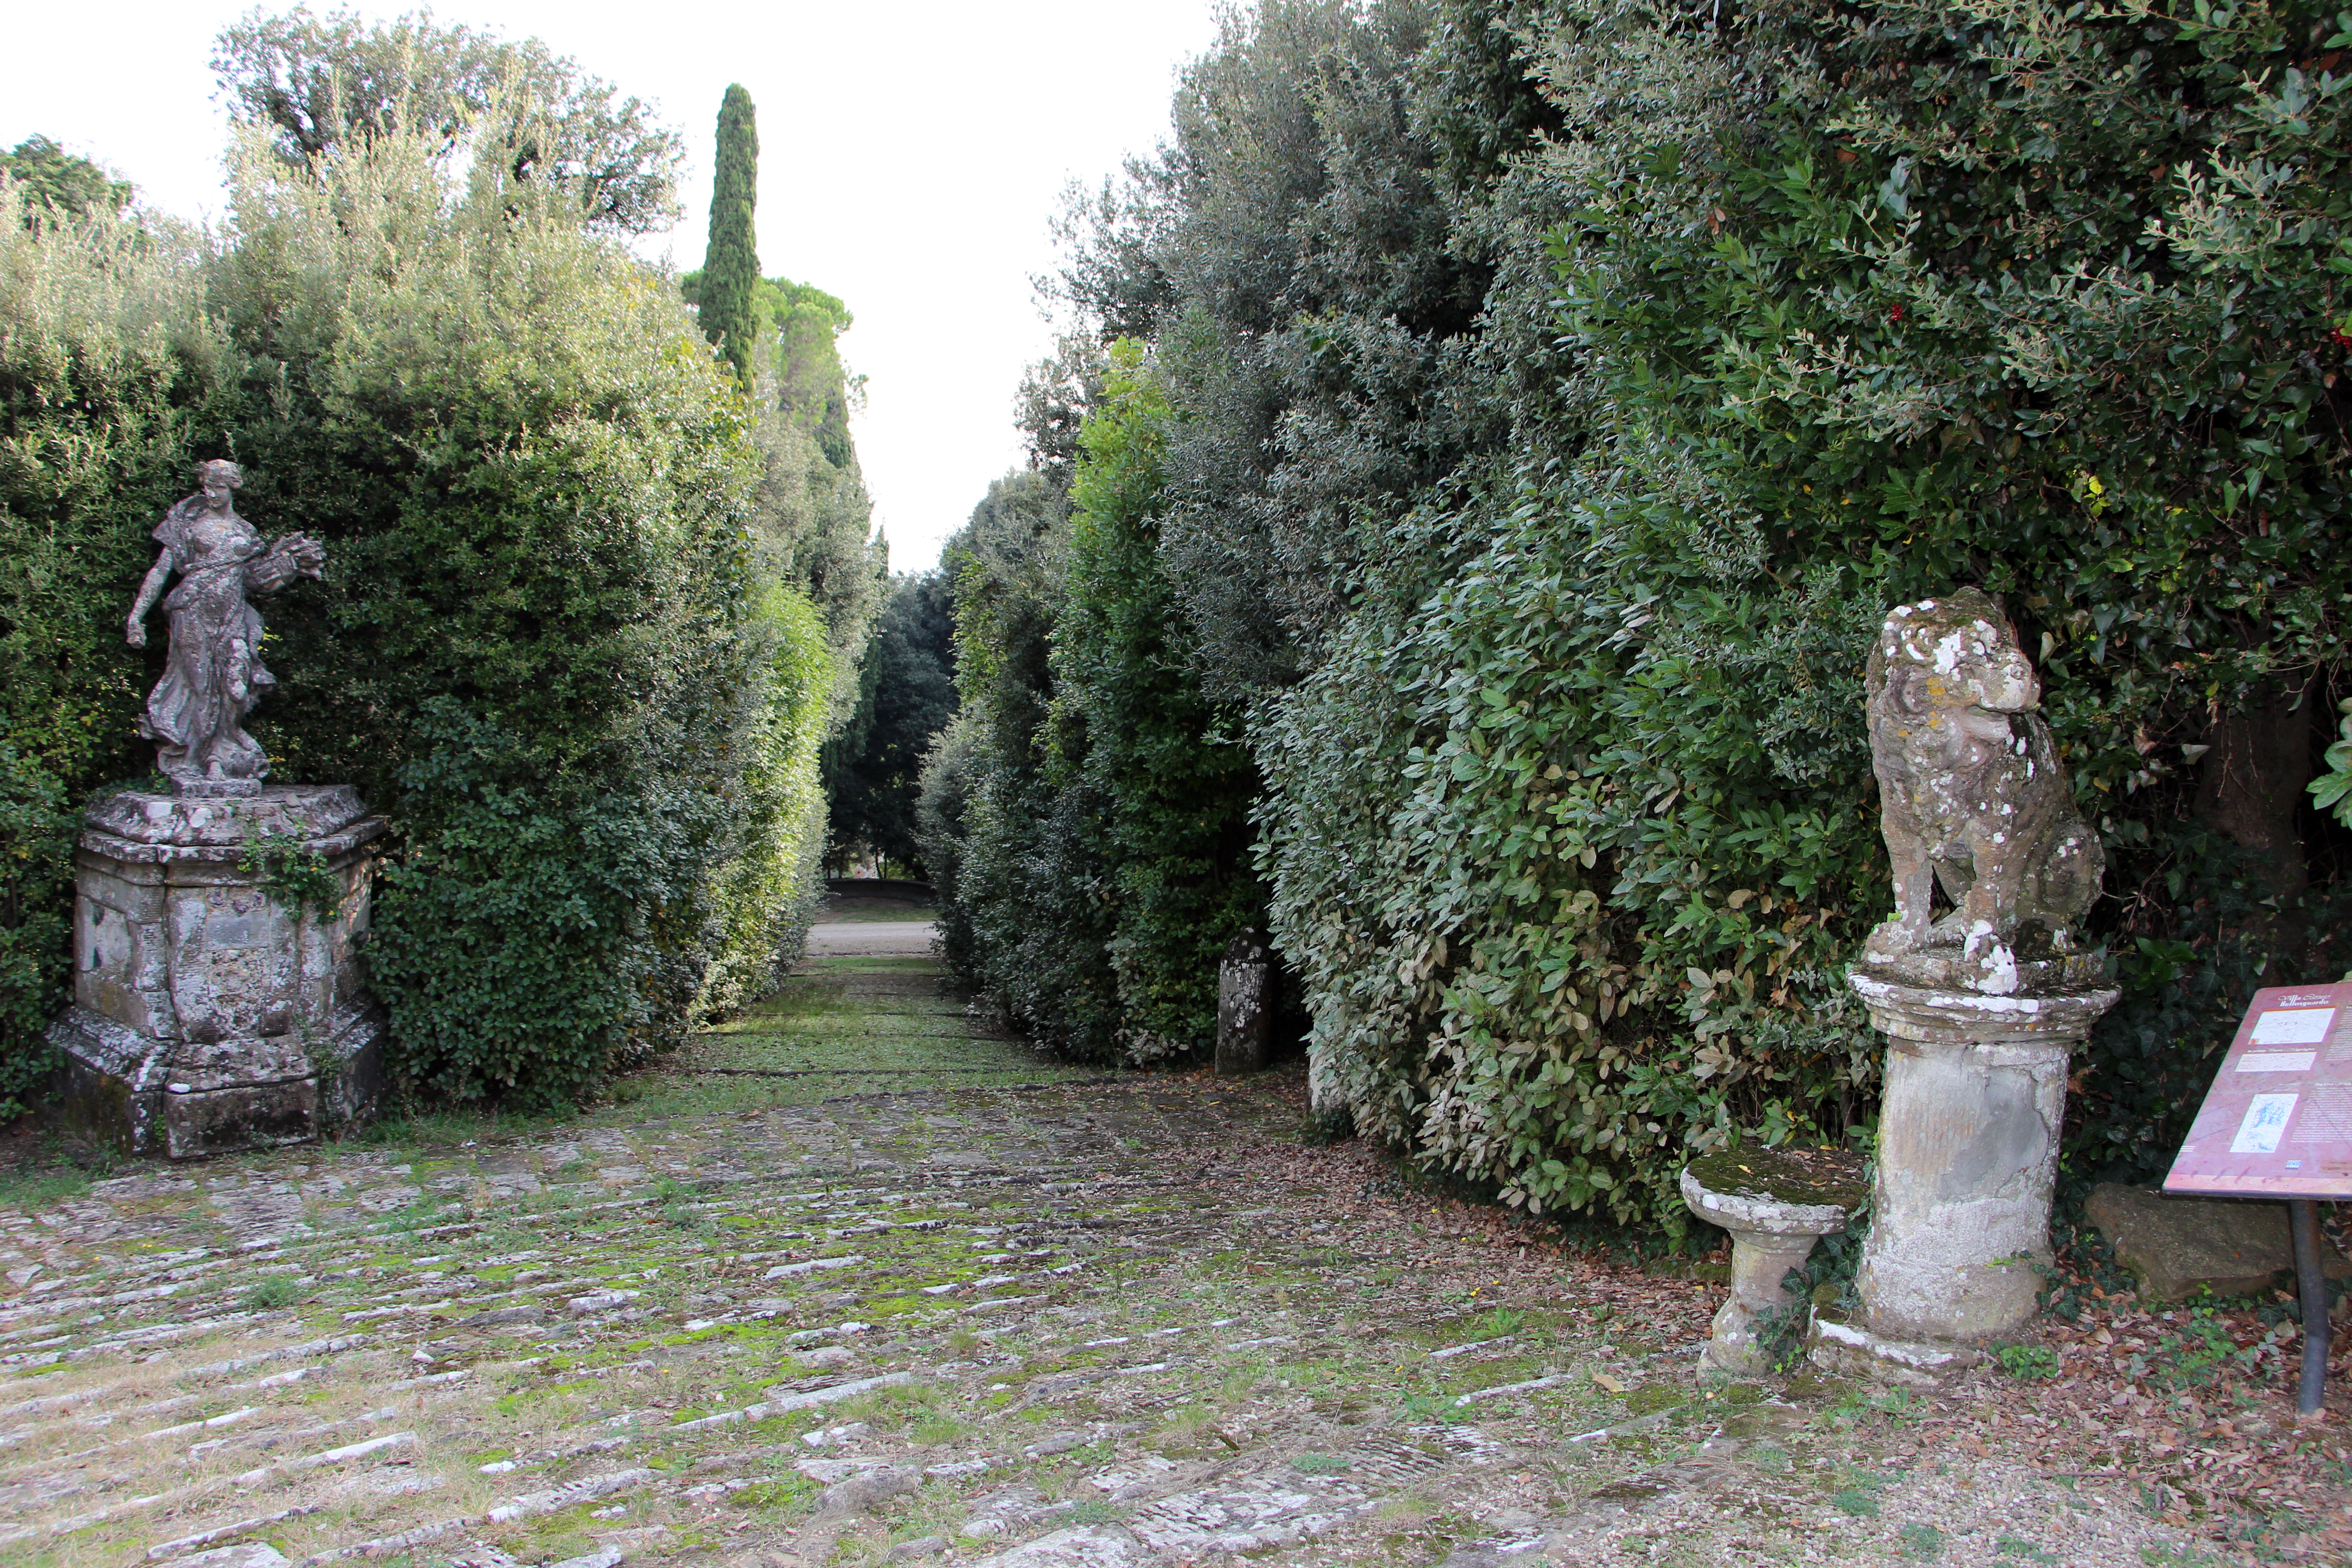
2084, 1182, 2352, 1303
158, 1545, 291, 1568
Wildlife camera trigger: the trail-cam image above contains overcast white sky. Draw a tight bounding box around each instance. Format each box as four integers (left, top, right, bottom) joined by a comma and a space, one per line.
6, 1, 1222, 574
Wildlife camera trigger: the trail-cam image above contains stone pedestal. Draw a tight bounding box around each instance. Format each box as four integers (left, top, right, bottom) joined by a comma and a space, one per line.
1681, 1147, 1865, 1376
47, 785, 387, 1159
1844, 960, 2119, 1350
1216, 928, 1273, 1077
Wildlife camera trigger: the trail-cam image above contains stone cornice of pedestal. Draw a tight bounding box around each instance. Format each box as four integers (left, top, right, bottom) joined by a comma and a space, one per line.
1847, 965, 2121, 1048
79, 784, 386, 867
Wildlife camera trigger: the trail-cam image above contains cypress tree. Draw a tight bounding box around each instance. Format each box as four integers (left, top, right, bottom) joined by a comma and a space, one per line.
702, 84, 759, 386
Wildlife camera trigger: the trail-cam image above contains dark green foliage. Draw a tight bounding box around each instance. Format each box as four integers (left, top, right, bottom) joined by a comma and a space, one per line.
761, 278, 859, 467
1490, 0, 2352, 1207
702, 85, 760, 386
681, 268, 885, 695
980, 0, 2352, 1228
917, 346, 1269, 1063
0, 201, 232, 1116
823, 572, 957, 871
368, 701, 729, 1105
916, 472, 1121, 1058
211, 129, 827, 1107
1050, 344, 1264, 1059
212, 6, 683, 234
0, 750, 79, 1118
1, 83, 837, 1111
1049, 0, 1507, 703
2, 137, 131, 225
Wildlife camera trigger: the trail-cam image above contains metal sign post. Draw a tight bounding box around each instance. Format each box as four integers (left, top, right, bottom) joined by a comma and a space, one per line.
2163, 981, 2351, 1418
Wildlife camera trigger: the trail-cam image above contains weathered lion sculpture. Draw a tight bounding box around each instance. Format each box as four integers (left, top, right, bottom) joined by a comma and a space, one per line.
1861, 589, 2103, 977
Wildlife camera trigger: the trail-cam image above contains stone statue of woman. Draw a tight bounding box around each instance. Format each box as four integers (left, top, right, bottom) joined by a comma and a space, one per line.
124, 460, 326, 797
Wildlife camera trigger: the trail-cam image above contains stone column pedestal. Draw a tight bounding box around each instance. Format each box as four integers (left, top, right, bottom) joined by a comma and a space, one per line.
1216, 928, 1273, 1077
47, 785, 387, 1160
1843, 962, 2119, 1351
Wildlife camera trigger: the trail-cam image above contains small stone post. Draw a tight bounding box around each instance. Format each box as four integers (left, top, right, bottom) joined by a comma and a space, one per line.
1833, 591, 2119, 1367
1216, 928, 1274, 1076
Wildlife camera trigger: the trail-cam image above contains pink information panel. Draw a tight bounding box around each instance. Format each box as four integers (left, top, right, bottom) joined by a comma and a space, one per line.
2166, 982, 2352, 1199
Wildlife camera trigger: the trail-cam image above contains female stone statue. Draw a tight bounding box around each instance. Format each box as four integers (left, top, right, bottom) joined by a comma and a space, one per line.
124, 460, 326, 795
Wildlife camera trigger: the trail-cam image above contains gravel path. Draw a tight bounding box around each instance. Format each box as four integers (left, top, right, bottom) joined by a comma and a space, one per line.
0, 948, 2334, 1567
803, 923, 937, 959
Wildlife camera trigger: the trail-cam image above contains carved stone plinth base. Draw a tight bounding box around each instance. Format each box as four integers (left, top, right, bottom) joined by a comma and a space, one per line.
1844, 967, 2120, 1345
46, 785, 387, 1159
1806, 1304, 1984, 1386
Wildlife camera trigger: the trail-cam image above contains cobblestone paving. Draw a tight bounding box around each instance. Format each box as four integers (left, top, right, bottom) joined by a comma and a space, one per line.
0, 946, 2245, 1567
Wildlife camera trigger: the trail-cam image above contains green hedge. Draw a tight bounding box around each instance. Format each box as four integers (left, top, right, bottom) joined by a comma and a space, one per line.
1264, 0, 2352, 1227
0, 122, 841, 1111
971, 0, 2352, 1232
0, 190, 235, 1117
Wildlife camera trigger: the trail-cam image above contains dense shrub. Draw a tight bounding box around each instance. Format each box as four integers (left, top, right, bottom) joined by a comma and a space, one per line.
824, 570, 956, 872
988, 0, 2352, 1230
1049, 343, 1264, 1060
218, 128, 842, 1104
0, 107, 850, 1110
916, 471, 1122, 1057
915, 342, 1269, 1065
0, 186, 235, 1116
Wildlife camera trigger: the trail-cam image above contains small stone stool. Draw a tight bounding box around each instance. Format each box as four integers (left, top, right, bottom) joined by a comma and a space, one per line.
1680, 1146, 1867, 1376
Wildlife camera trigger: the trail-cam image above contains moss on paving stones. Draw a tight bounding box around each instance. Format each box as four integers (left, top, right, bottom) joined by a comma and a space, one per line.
0, 947, 2324, 1565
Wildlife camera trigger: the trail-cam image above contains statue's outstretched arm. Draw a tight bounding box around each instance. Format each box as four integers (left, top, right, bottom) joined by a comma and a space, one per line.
125, 552, 172, 649
248, 533, 328, 594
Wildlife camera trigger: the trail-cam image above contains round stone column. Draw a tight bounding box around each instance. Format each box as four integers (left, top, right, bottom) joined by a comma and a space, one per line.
1847, 969, 2118, 1343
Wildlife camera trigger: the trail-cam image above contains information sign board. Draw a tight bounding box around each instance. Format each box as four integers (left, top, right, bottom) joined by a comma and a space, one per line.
2165, 982, 2352, 1199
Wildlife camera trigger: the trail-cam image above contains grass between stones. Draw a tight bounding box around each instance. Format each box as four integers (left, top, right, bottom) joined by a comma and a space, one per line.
0, 938, 2344, 1566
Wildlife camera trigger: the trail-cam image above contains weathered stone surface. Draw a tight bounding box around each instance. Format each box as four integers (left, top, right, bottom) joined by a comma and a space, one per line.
2084, 1182, 2352, 1303
0, 969, 2229, 1566
1860, 588, 2103, 995
1847, 590, 2121, 1351
1681, 1147, 1864, 1376
1853, 1025, 2073, 1343
1806, 1303, 1983, 1386
122, 458, 326, 795
49, 785, 385, 1159
164, 1544, 292, 1568
1215, 928, 1273, 1077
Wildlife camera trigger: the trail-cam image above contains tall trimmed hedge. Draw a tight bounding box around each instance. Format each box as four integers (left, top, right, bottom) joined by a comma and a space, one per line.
916, 344, 1266, 1065
954, 0, 2352, 1232
0, 190, 234, 1117
0, 116, 844, 1111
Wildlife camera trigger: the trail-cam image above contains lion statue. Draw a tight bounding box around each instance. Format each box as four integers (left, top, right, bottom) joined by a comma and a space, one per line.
1861, 588, 2103, 982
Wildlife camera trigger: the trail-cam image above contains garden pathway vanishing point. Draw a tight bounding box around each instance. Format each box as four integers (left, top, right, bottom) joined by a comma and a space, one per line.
0, 918, 2330, 1567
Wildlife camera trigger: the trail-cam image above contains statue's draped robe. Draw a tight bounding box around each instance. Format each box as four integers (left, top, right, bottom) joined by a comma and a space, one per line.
142, 497, 293, 786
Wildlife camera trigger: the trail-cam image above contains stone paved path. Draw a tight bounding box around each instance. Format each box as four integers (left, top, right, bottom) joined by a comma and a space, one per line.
0, 942, 2256, 1566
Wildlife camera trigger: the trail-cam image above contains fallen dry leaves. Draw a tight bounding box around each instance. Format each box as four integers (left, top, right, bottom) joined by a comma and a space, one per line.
1180, 1062, 2352, 1563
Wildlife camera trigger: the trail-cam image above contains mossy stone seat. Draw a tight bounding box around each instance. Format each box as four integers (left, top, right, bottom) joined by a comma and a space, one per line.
1681, 1146, 1868, 1377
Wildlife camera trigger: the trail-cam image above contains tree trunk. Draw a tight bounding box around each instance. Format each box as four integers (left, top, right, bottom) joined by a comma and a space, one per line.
2195, 677, 2317, 913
